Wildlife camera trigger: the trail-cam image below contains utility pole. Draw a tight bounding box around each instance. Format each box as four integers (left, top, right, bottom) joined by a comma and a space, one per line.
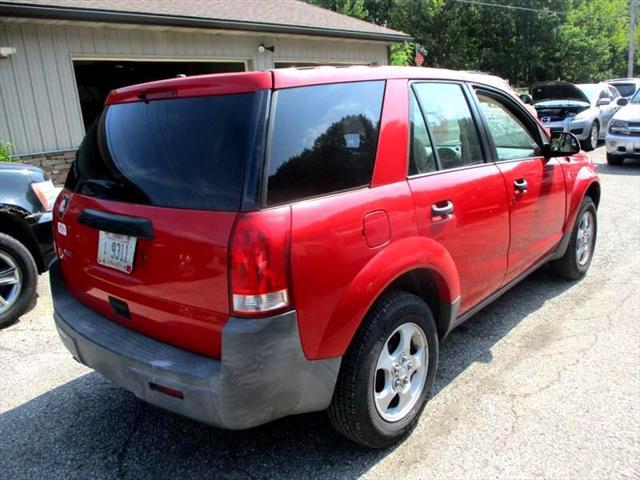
630, 0, 637, 78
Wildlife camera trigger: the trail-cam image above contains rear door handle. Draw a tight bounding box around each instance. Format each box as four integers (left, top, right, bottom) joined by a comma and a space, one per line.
514, 178, 528, 193
431, 200, 454, 218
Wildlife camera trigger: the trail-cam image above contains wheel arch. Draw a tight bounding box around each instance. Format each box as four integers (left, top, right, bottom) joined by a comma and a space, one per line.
584, 181, 601, 209
308, 236, 460, 359
0, 209, 44, 273
384, 267, 461, 339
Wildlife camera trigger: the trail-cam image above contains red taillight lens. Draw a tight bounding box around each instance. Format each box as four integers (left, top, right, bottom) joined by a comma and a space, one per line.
31, 180, 61, 212
230, 207, 291, 315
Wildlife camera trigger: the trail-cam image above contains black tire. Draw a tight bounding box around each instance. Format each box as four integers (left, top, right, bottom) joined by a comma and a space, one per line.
581, 122, 599, 151
550, 197, 597, 280
328, 290, 438, 449
0, 232, 38, 327
606, 152, 624, 166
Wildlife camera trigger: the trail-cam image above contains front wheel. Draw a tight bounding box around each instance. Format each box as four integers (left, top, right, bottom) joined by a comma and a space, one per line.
328, 291, 438, 448
550, 197, 597, 280
581, 122, 599, 151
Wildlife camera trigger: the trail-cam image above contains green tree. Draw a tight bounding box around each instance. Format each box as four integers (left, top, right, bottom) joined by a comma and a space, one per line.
306, 0, 637, 84
558, 0, 633, 82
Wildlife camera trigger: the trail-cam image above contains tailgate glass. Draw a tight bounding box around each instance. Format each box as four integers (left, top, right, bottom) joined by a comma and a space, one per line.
66, 90, 269, 211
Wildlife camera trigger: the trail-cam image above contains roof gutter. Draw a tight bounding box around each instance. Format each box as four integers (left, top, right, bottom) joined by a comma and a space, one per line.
0, 3, 412, 43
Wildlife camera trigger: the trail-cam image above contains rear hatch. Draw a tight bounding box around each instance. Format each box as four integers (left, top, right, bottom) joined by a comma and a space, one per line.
54, 73, 271, 358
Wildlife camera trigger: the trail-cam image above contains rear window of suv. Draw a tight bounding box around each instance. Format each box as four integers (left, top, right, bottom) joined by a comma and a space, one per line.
266, 81, 385, 206
66, 91, 269, 211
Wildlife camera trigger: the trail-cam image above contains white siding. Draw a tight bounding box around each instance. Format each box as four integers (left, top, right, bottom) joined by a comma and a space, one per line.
0, 20, 389, 156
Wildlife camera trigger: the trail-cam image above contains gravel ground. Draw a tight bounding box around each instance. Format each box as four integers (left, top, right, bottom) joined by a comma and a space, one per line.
1, 147, 639, 480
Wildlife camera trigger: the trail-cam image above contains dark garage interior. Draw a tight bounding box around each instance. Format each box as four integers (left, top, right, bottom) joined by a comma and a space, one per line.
73, 60, 246, 128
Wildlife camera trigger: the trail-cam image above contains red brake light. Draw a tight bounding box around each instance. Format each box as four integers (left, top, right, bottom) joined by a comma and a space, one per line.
230, 207, 291, 315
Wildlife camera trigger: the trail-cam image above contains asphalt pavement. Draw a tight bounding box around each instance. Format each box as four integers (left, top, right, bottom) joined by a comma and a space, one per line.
1, 147, 638, 479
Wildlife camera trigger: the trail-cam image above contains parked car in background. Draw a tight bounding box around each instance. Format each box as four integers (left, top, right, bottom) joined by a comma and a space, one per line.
606, 88, 640, 165
605, 78, 640, 99
51, 67, 600, 449
0, 162, 58, 326
531, 81, 620, 151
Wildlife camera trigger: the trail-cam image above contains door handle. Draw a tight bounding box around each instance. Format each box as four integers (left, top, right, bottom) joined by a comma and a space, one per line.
431, 200, 454, 218
514, 178, 528, 193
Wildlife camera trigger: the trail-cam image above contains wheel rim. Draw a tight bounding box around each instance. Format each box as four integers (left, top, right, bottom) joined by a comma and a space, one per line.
590, 124, 598, 147
576, 210, 595, 267
374, 322, 428, 422
0, 251, 22, 315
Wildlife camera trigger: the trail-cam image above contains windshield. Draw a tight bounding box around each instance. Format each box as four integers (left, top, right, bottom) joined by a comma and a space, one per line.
577, 84, 599, 104
631, 89, 640, 104
66, 91, 269, 210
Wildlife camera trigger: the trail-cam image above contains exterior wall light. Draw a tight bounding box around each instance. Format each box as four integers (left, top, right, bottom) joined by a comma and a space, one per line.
258, 44, 275, 53
0, 47, 17, 59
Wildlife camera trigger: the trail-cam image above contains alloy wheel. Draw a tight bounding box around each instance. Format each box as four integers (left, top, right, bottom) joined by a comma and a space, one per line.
0, 251, 22, 315
590, 124, 598, 148
576, 210, 595, 266
374, 322, 428, 422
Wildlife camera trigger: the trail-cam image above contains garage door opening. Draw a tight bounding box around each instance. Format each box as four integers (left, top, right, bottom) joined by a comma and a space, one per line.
73, 60, 246, 129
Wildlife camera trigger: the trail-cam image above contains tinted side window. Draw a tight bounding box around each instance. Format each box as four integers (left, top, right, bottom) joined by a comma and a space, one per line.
409, 91, 436, 175
267, 81, 384, 206
476, 92, 539, 161
412, 83, 483, 170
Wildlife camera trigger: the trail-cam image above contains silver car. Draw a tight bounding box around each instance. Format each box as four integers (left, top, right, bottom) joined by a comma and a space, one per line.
531, 81, 621, 151
606, 89, 640, 165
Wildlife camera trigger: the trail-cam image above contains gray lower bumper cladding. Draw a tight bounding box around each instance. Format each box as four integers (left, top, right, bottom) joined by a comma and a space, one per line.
50, 260, 341, 429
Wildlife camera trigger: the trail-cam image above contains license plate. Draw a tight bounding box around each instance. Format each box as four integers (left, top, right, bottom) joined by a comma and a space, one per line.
97, 231, 137, 273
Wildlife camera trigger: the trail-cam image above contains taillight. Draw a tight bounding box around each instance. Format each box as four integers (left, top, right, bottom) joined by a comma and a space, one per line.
230, 207, 291, 315
31, 180, 61, 212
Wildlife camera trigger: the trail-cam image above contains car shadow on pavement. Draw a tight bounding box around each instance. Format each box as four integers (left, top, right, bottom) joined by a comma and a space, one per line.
0, 269, 578, 480
596, 158, 640, 176
433, 266, 576, 397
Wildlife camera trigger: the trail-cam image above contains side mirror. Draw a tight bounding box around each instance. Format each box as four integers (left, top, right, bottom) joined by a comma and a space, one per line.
617, 97, 629, 106
544, 132, 581, 158
519, 93, 533, 105
596, 98, 611, 107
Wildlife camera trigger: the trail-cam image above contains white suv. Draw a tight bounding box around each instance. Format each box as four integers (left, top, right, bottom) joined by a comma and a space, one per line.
606, 89, 640, 165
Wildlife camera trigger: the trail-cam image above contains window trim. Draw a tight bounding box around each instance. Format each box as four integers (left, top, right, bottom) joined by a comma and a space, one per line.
408, 80, 490, 177
470, 85, 546, 164
409, 88, 440, 174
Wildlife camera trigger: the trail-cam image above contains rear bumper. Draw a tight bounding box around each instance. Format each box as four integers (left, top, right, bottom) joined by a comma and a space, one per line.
50, 260, 341, 429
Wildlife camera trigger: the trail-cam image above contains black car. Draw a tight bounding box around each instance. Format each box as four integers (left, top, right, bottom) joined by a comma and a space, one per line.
0, 162, 58, 326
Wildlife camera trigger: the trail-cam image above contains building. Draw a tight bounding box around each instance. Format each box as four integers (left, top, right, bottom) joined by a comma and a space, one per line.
0, 0, 409, 184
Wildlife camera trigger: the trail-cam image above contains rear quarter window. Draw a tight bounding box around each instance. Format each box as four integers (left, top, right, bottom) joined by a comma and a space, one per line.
266, 81, 385, 206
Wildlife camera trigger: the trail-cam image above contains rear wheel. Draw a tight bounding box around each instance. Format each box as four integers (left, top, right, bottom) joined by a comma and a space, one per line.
581, 123, 599, 151
328, 291, 438, 448
550, 197, 597, 280
606, 153, 624, 165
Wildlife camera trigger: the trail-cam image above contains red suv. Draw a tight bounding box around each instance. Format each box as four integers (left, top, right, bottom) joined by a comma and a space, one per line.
51, 67, 599, 448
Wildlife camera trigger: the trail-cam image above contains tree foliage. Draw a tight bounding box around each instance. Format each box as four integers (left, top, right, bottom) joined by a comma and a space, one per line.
307, 0, 638, 85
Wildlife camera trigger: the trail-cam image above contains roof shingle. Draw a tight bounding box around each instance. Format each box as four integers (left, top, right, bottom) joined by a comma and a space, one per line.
0, 0, 410, 41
